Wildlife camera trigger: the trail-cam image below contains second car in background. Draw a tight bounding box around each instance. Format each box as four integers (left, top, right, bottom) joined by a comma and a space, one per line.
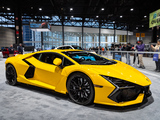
55, 45, 82, 50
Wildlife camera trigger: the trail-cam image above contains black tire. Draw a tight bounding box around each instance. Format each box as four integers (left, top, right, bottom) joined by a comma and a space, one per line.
67, 72, 94, 105
6, 64, 17, 86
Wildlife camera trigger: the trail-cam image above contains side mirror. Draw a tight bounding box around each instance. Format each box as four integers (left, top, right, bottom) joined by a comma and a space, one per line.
53, 58, 62, 66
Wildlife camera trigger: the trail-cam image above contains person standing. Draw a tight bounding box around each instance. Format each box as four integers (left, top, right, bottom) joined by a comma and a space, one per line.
132, 41, 140, 66
18, 43, 23, 54
101, 47, 105, 55
8, 44, 14, 57
136, 40, 145, 69
151, 39, 160, 72
125, 43, 132, 65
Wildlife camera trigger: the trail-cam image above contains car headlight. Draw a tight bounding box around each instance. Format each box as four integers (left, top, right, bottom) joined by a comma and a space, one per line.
101, 75, 135, 89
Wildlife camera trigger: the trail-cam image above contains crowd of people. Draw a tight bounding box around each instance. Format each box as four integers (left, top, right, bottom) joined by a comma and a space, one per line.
7, 43, 23, 57
88, 39, 160, 71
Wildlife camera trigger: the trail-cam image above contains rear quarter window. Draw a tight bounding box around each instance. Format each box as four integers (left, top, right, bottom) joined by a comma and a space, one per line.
33, 53, 41, 60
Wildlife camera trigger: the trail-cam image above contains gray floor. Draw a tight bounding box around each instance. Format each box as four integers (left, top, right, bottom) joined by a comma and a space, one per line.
0, 58, 160, 120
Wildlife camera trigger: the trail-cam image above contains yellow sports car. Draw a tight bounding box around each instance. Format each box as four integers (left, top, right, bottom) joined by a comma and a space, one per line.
5, 49, 151, 106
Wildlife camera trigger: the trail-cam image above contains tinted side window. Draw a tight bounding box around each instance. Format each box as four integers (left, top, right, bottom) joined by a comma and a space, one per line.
63, 58, 74, 66
57, 47, 63, 49
39, 53, 63, 65
34, 52, 74, 67
65, 46, 72, 49
33, 53, 41, 59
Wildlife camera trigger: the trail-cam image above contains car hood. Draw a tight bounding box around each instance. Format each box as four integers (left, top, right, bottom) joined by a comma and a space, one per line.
84, 62, 151, 86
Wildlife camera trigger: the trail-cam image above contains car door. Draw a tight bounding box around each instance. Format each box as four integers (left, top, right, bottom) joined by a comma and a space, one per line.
25, 52, 65, 88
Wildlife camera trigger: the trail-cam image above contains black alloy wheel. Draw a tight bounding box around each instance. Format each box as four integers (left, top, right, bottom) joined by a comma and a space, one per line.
6, 64, 17, 86
67, 73, 94, 105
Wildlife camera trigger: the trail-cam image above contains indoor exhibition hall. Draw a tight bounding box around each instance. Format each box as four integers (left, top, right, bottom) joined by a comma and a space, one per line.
0, 0, 160, 120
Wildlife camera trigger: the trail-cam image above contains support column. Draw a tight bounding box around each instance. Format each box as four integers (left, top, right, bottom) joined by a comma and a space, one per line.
15, 6, 22, 44
33, 31, 35, 47
105, 36, 108, 47
62, 24, 64, 45
92, 36, 94, 47
41, 32, 43, 50
79, 36, 81, 47
114, 24, 116, 44
99, 25, 101, 47
82, 25, 84, 48
152, 27, 157, 43
127, 29, 129, 43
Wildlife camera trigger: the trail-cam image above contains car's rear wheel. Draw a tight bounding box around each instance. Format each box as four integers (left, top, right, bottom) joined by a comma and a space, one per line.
6, 64, 17, 86
67, 73, 94, 105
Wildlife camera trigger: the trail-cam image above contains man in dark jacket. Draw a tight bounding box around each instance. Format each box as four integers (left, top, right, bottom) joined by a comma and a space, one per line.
8, 44, 14, 57
18, 43, 23, 54
125, 43, 132, 65
136, 40, 145, 69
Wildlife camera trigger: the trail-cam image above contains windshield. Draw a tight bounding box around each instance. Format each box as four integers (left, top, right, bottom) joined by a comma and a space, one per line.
62, 51, 117, 65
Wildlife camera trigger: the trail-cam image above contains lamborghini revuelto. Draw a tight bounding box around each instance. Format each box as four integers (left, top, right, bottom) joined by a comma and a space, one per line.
5, 50, 151, 106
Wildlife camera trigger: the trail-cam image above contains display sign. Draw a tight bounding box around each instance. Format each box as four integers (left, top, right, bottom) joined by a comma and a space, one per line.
30, 22, 50, 31
141, 33, 145, 37
149, 9, 160, 28
136, 33, 140, 37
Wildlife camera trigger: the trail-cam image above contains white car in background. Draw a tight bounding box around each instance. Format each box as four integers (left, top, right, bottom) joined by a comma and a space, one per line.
0, 51, 3, 61
55, 45, 97, 54
55, 45, 83, 50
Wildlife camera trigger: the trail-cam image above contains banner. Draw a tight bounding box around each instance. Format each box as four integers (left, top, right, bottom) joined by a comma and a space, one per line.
30, 22, 51, 31
136, 33, 140, 37
141, 33, 145, 37
149, 9, 160, 28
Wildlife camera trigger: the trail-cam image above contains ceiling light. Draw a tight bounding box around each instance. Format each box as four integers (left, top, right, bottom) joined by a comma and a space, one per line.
130, 8, 134, 11
101, 8, 104, 11
71, 16, 74, 18
2, 6, 4, 9
136, 27, 138, 29
70, 8, 73, 11
144, 15, 147, 18
7, 8, 10, 10
120, 15, 123, 18
96, 16, 99, 18
31, 7, 33, 9
142, 25, 144, 27
113, 21, 115, 23
39, 8, 42, 11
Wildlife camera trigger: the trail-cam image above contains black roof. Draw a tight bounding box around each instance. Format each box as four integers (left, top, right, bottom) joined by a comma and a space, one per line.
1, 0, 160, 30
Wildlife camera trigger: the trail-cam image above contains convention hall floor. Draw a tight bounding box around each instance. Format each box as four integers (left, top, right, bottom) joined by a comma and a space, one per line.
0, 58, 159, 120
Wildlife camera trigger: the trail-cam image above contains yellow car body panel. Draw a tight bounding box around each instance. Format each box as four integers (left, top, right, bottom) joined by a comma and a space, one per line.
5, 49, 151, 106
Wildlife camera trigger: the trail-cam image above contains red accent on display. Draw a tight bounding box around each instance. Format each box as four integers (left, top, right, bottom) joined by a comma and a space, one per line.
16, 31, 19, 34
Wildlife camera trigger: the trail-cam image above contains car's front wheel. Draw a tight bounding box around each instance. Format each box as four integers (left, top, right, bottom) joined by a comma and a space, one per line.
67, 72, 94, 105
6, 64, 17, 86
